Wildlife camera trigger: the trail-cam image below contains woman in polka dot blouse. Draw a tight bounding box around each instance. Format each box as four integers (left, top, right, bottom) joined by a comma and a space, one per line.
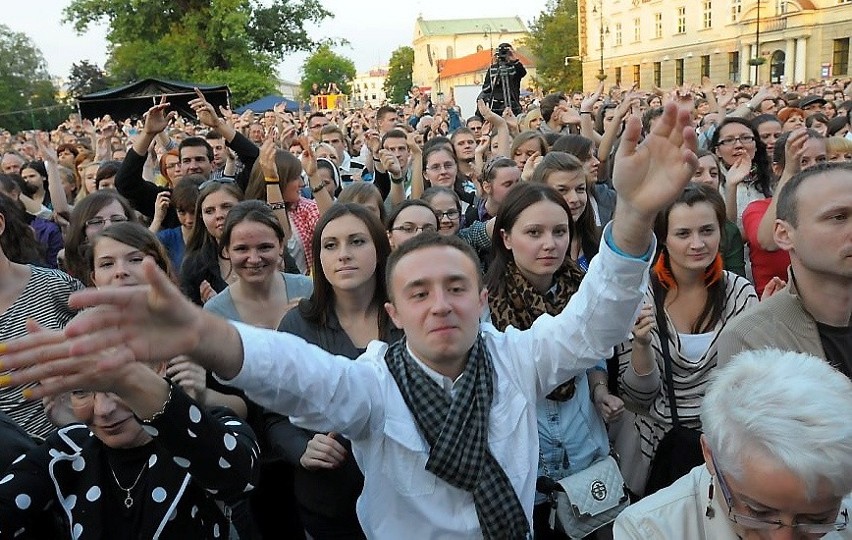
0, 225, 260, 539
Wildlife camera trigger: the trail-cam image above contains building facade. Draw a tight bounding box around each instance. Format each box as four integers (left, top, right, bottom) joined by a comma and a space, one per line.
351, 68, 389, 108
578, 0, 852, 91
412, 16, 529, 96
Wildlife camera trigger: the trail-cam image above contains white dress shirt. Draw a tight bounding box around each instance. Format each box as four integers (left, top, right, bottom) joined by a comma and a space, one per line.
225, 227, 652, 539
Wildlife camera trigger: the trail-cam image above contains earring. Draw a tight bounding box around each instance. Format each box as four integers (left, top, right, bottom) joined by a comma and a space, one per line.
705, 481, 715, 519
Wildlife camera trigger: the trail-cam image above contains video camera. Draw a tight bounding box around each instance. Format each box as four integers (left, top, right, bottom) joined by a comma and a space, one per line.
495, 43, 513, 63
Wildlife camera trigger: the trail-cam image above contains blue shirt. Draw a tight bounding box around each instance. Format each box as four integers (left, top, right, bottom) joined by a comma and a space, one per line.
157, 227, 186, 272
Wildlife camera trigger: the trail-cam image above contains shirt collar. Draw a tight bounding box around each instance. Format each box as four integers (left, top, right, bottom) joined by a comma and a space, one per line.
405, 343, 464, 395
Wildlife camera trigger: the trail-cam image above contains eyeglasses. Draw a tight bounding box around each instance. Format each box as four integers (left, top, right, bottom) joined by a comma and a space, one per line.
85, 215, 129, 229
426, 162, 457, 173
435, 209, 460, 221
711, 451, 849, 535
391, 223, 437, 234
198, 177, 236, 191
717, 135, 756, 147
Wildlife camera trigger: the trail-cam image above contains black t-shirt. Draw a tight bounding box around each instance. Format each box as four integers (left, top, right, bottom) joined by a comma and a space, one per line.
816, 321, 852, 380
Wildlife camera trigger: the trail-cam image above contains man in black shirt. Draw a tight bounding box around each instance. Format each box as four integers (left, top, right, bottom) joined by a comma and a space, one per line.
718, 162, 852, 378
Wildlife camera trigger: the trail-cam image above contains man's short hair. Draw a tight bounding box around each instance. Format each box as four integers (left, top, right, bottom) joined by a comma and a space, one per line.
381, 128, 408, 148
385, 232, 482, 301
307, 111, 326, 124
776, 161, 852, 227
204, 130, 224, 141
178, 137, 214, 162
320, 124, 345, 140
702, 349, 852, 498
376, 105, 397, 124
539, 92, 567, 123
641, 107, 665, 135
465, 116, 483, 126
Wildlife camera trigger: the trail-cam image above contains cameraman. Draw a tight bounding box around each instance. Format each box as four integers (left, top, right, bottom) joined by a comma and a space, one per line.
478, 43, 526, 117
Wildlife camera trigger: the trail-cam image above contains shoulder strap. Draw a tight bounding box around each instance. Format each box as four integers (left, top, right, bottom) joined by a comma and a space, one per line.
652, 278, 681, 429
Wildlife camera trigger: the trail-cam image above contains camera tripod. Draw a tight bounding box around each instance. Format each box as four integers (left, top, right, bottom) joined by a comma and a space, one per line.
486, 60, 517, 115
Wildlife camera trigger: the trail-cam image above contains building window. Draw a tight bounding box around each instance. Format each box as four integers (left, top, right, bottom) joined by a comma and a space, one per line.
731, 0, 742, 22
615, 22, 622, 46
654, 62, 662, 87
703, 2, 713, 29
700, 55, 711, 78
676, 7, 686, 34
775, 0, 787, 13
728, 51, 741, 82
633, 64, 641, 86
633, 18, 641, 42
615, 67, 622, 85
675, 58, 685, 85
834, 38, 850, 75
654, 13, 663, 38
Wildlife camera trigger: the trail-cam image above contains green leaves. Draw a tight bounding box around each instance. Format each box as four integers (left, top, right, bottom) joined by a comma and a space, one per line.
300, 44, 356, 99
384, 47, 414, 105
62, 0, 332, 105
523, 0, 583, 93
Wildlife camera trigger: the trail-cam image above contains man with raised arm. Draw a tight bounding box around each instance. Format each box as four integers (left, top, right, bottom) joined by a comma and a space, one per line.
0, 103, 699, 539
114, 91, 258, 229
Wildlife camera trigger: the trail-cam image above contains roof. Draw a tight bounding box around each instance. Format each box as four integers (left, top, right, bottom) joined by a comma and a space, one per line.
416, 16, 527, 37
77, 78, 229, 121
438, 49, 533, 79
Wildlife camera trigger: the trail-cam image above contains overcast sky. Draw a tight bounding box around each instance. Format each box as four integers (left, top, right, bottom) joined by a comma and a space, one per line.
7, 0, 548, 84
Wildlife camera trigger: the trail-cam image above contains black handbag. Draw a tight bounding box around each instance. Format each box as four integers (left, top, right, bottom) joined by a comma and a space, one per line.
643, 280, 705, 497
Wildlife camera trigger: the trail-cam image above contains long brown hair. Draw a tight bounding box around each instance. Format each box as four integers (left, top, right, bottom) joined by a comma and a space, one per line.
652, 183, 727, 334
299, 203, 394, 340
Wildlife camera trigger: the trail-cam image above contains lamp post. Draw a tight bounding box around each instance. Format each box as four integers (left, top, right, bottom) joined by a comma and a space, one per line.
748, 0, 765, 84
592, 1, 609, 81
483, 24, 494, 56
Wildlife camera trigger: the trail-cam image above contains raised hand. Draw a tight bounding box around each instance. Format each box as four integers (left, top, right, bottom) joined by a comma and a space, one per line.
611, 102, 698, 255
142, 96, 176, 135
189, 88, 221, 129
166, 356, 207, 402
581, 81, 606, 113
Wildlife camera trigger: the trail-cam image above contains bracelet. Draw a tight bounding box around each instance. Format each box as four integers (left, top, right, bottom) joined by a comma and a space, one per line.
592, 380, 608, 394
390, 175, 404, 185
268, 201, 287, 211
141, 379, 173, 424
373, 157, 382, 163
264, 176, 279, 184
311, 183, 326, 194
580, 111, 593, 115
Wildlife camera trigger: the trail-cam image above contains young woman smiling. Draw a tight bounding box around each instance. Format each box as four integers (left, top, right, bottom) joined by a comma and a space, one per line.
531, 151, 600, 271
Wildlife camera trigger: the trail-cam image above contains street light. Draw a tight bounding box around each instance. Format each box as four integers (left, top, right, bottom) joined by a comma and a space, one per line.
592, 2, 610, 81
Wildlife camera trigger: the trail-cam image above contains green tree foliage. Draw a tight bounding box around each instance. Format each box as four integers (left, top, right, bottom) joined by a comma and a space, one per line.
300, 44, 356, 99
0, 24, 62, 133
383, 46, 414, 105
67, 60, 111, 100
522, 0, 583, 93
62, 0, 332, 105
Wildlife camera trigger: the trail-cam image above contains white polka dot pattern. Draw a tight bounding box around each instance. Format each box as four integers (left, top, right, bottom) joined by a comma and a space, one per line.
152, 487, 167, 503
85, 486, 100, 502
15, 493, 31, 510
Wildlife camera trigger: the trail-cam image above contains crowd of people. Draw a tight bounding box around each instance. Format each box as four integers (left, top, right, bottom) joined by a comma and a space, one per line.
0, 69, 849, 539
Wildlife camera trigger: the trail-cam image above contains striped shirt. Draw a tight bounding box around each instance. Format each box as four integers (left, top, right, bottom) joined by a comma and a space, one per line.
0, 266, 83, 439
616, 272, 757, 466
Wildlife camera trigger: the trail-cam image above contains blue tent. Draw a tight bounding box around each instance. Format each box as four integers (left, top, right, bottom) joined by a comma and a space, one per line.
234, 95, 302, 113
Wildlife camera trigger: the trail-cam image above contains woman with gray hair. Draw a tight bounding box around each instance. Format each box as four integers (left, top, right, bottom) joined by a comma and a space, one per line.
614, 349, 852, 539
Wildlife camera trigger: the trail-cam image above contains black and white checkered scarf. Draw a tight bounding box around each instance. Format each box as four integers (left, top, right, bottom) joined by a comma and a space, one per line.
385, 335, 531, 539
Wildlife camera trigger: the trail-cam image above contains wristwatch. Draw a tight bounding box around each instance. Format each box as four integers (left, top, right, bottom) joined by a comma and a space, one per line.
311, 183, 326, 193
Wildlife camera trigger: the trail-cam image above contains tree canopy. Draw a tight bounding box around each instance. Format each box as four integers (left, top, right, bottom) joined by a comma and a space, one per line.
62, 0, 332, 105
383, 46, 414, 105
523, 0, 583, 93
300, 44, 356, 99
0, 24, 63, 133
67, 60, 111, 100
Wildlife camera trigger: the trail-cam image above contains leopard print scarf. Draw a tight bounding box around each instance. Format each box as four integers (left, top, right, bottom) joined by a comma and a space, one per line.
488, 259, 585, 401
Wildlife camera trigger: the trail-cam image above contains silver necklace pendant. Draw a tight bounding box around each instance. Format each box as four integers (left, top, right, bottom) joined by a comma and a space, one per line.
124, 492, 134, 509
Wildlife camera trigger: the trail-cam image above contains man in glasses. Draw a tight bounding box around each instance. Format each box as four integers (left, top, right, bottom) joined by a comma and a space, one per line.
614, 348, 851, 539
115, 90, 259, 230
